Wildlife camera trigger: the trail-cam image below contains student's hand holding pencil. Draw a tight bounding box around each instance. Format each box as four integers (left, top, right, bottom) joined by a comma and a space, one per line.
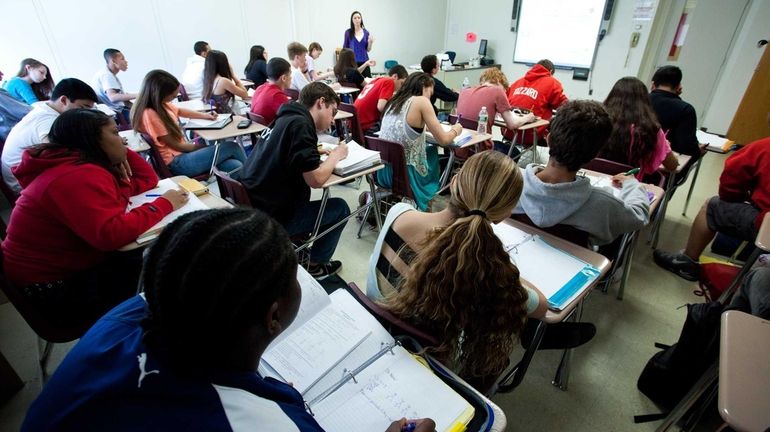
385, 417, 436, 432
161, 188, 189, 210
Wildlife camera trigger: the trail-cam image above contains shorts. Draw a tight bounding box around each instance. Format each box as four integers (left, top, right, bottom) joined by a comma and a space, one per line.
706, 196, 760, 241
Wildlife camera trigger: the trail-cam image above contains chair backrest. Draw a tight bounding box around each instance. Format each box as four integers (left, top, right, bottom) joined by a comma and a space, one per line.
177, 84, 190, 102
0, 139, 19, 206
384, 60, 398, 70
449, 114, 479, 131
139, 133, 174, 179
338, 103, 365, 144
445, 51, 457, 64
345, 282, 440, 348
582, 157, 633, 176
511, 213, 590, 248
284, 88, 299, 101
246, 112, 267, 126
364, 136, 415, 200
212, 167, 252, 207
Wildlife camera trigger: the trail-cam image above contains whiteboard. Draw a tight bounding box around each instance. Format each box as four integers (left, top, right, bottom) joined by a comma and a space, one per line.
513, 0, 607, 69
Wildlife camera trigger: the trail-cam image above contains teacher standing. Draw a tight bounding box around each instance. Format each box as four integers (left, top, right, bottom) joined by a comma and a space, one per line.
343, 11, 375, 78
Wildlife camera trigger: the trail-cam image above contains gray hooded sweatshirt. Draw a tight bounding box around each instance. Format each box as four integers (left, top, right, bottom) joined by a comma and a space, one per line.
513, 164, 650, 245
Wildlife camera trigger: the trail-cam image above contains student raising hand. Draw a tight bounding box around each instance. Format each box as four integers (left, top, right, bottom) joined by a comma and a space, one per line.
385, 418, 436, 432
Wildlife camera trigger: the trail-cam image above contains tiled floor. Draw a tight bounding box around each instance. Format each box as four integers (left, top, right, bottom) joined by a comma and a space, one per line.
0, 151, 729, 431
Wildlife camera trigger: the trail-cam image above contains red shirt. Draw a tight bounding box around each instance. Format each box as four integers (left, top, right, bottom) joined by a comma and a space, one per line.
719, 136, 770, 229
354, 77, 396, 131
250, 82, 290, 125
2, 149, 172, 285
507, 64, 568, 139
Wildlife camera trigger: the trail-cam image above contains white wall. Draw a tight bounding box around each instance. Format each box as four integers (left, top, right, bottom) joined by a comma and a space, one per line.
0, 0, 446, 94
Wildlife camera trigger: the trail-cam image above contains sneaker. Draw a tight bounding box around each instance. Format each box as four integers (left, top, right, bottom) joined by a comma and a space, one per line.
308, 261, 343, 280
653, 250, 700, 281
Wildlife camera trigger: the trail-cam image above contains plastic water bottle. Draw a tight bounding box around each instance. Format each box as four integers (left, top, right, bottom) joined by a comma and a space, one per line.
462, 77, 470, 89
477, 106, 488, 135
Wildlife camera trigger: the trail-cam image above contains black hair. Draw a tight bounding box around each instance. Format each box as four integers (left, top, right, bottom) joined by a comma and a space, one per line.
244, 45, 266, 75
383, 72, 434, 116
266, 57, 291, 81
389, 64, 408, 79
194, 41, 209, 56
51, 78, 98, 103
103, 48, 121, 63
334, 48, 358, 83
299, 81, 340, 109
141, 208, 298, 373
651, 65, 683, 88
202, 50, 235, 102
548, 100, 612, 171
421, 55, 438, 74
348, 10, 365, 35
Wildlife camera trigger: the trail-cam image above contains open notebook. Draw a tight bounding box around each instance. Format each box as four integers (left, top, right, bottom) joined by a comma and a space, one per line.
182, 113, 233, 130
426, 124, 474, 147
320, 140, 381, 176
127, 178, 208, 244
696, 130, 734, 153
585, 174, 656, 204
259, 268, 474, 432
491, 222, 601, 310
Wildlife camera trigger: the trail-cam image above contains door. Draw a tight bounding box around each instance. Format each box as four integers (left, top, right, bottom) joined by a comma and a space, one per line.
727, 44, 770, 145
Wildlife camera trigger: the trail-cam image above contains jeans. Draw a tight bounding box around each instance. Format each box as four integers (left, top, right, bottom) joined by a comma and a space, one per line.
283, 198, 350, 263
168, 141, 246, 177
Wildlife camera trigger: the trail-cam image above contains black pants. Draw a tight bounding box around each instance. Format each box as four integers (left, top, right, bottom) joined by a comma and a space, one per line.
357, 61, 372, 78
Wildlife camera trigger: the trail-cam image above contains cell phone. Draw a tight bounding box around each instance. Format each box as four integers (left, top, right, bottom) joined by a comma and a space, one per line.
237, 119, 252, 129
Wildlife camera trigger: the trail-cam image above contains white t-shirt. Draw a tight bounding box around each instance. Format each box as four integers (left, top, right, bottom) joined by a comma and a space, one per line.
1, 101, 59, 192
181, 55, 206, 100
305, 54, 316, 74
92, 66, 125, 111
290, 67, 309, 91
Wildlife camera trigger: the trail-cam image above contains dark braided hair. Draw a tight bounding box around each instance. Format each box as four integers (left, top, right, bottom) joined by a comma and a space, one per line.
141, 208, 298, 373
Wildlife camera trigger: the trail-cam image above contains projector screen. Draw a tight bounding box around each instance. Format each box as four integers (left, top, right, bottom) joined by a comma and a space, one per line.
513, 0, 607, 69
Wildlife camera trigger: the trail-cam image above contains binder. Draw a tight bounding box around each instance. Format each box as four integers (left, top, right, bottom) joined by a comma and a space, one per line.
182, 113, 233, 130
426, 124, 474, 147
320, 140, 381, 176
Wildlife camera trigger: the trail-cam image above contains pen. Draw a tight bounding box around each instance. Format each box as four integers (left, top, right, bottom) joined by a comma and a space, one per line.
145, 193, 162, 197
402, 422, 417, 432
623, 167, 640, 176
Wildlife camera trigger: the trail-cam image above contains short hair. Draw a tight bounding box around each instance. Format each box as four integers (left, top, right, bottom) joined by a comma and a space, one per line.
103, 48, 121, 63
421, 55, 438, 73
548, 100, 612, 171
537, 59, 555, 74
266, 57, 291, 80
308, 42, 323, 53
389, 64, 408, 79
193, 41, 209, 55
652, 65, 683, 88
298, 81, 340, 108
51, 78, 98, 102
479, 68, 509, 90
287, 42, 308, 59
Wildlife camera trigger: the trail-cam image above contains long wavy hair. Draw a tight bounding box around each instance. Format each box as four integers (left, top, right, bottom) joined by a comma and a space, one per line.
384, 150, 528, 379
16, 58, 54, 101
131, 70, 184, 143
383, 72, 434, 116
601, 76, 661, 168
202, 50, 236, 102
334, 48, 358, 82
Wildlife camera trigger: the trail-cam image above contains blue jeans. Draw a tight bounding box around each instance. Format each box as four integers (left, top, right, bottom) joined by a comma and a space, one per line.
168, 141, 245, 177
283, 198, 350, 263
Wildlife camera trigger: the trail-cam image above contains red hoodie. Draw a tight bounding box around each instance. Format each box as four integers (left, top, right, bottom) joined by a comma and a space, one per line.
2, 149, 173, 285
506, 64, 568, 140
718, 136, 770, 230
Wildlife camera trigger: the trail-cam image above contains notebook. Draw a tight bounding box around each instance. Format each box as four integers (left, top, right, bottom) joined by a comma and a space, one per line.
127, 178, 209, 244
491, 222, 601, 310
118, 130, 149, 153
584, 173, 657, 205
696, 130, 734, 153
426, 124, 474, 146
320, 140, 381, 176
259, 268, 474, 432
183, 113, 233, 129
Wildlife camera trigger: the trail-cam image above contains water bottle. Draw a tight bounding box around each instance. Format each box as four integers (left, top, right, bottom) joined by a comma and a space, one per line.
462, 77, 470, 89
477, 106, 488, 135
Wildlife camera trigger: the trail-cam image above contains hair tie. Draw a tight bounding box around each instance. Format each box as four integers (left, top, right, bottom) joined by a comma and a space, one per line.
465, 209, 487, 219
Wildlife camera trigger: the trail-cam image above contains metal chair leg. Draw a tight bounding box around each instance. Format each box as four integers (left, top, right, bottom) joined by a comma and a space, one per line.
682, 158, 702, 216
38, 338, 53, 382
552, 300, 583, 390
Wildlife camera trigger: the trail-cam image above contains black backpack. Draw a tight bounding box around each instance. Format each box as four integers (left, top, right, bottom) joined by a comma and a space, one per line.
635, 301, 724, 420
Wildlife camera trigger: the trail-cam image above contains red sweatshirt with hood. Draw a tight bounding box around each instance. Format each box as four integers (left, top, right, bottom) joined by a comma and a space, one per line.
506, 64, 568, 140
2, 149, 173, 285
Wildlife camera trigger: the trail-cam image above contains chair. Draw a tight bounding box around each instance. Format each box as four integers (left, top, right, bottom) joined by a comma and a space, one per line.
445, 51, 457, 64
284, 88, 299, 101
246, 112, 267, 126
384, 60, 398, 70
139, 133, 209, 181
449, 114, 479, 131
364, 136, 416, 202
510, 213, 590, 248
0, 139, 19, 206
177, 84, 190, 102
337, 82, 360, 103
338, 103, 365, 145
212, 167, 252, 207
680, 145, 708, 216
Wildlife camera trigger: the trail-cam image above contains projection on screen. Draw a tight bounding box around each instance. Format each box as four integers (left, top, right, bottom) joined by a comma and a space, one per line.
513, 0, 607, 69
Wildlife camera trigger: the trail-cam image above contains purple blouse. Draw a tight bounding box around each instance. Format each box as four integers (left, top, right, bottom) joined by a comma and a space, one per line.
343, 28, 370, 63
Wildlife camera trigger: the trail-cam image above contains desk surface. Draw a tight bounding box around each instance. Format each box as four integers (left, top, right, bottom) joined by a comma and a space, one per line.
172, 99, 208, 112
494, 115, 549, 131
336, 86, 360, 94
660, 153, 692, 174
119, 130, 150, 153
756, 213, 770, 251
335, 110, 353, 120
429, 127, 492, 149
501, 219, 611, 323
192, 115, 267, 141
581, 169, 665, 216
323, 163, 385, 188
719, 310, 770, 432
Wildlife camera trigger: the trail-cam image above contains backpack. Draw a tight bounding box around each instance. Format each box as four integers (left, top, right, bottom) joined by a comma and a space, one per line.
695, 262, 741, 302
635, 301, 724, 420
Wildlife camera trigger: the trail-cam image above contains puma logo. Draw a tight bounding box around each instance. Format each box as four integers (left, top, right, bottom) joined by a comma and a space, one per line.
137, 353, 160, 388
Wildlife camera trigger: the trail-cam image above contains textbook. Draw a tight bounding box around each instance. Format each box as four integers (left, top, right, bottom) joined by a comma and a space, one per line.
426, 124, 474, 146
491, 222, 601, 311
696, 130, 734, 153
320, 140, 381, 176
127, 178, 208, 244
183, 113, 233, 129
259, 268, 475, 432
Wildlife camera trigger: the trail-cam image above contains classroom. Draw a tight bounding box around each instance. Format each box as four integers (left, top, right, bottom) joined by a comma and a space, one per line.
1, 0, 769, 431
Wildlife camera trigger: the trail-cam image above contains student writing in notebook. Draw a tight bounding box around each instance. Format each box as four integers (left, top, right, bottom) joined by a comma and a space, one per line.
1, 109, 187, 331
353, 64, 407, 134
288, 42, 311, 91
201, 50, 249, 114
249, 57, 292, 125
132, 69, 245, 177
22, 208, 435, 432
334, 48, 374, 89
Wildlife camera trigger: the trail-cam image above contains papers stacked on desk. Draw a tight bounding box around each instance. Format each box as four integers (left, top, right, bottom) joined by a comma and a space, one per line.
182, 113, 233, 129
321, 140, 381, 176
128, 178, 208, 244
426, 124, 473, 146
118, 130, 149, 153
697, 130, 734, 153
492, 222, 601, 311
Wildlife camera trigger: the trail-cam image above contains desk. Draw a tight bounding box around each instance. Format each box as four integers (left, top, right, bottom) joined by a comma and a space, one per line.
240, 78, 255, 88
496, 115, 550, 162
172, 99, 208, 112
432, 65, 501, 92
336, 86, 360, 95
119, 130, 150, 153
189, 115, 267, 175
435, 128, 494, 188
649, 153, 692, 248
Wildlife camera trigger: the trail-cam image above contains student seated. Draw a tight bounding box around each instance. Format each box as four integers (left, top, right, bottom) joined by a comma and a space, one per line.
201, 50, 249, 113
22, 208, 436, 431
241, 82, 350, 280
378, 72, 463, 211
654, 126, 770, 281
3, 58, 53, 104
506, 59, 568, 144
420, 54, 458, 113
92, 49, 137, 123
0, 87, 32, 142
132, 70, 246, 177
244, 44, 268, 88
513, 100, 650, 246
649, 65, 701, 159
249, 57, 292, 125
2, 78, 98, 193
181, 40, 210, 100
729, 267, 770, 320
306, 42, 333, 81
353, 64, 407, 134
287, 42, 311, 91
0, 109, 188, 328
599, 77, 678, 178
334, 48, 374, 89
